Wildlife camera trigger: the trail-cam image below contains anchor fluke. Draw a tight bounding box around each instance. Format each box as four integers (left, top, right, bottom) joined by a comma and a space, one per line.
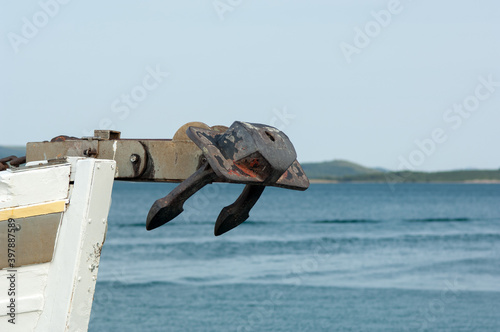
214, 185, 265, 236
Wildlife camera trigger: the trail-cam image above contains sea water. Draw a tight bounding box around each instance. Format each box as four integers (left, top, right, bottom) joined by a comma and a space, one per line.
89, 183, 500, 331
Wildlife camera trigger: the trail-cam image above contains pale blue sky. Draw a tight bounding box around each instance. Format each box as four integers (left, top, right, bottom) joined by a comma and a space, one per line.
1, 0, 499, 171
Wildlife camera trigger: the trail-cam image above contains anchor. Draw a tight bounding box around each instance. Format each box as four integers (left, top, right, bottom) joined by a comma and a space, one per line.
146, 121, 309, 235
24, 121, 309, 235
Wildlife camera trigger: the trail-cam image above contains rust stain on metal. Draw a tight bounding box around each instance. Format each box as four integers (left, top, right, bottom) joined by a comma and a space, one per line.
0, 155, 26, 171
232, 164, 259, 178
50, 135, 80, 142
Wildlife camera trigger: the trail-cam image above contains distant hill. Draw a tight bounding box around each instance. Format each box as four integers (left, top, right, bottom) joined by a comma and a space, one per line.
339, 170, 500, 183
301, 159, 382, 178
0, 145, 25, 158
302, 159, 500, 183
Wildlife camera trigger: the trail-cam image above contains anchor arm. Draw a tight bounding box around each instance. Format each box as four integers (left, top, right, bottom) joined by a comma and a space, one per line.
146, 162, 218, 230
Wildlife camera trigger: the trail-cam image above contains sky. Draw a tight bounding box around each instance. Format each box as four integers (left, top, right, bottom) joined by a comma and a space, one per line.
1, 0, 499, 171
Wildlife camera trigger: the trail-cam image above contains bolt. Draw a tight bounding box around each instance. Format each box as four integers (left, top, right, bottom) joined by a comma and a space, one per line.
83, 148, 97, 157
130, 154, 139, 163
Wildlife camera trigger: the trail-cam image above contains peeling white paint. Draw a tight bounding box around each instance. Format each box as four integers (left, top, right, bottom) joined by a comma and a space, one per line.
0, 159, 115, 331
0, 163, 70, 209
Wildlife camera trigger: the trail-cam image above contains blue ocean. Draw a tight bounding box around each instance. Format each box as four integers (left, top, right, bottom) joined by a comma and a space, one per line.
89, 183, 500, 331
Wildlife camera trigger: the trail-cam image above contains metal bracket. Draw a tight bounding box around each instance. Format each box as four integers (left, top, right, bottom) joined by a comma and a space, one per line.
26, 122, 214, 181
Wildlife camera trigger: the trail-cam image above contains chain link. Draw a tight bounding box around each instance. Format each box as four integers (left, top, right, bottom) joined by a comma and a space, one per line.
0, 155, 26, 171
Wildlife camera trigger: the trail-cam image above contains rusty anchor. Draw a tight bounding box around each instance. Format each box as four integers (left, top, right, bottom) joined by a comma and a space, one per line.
146, 121, 309, 235
19, 121, 309, 236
